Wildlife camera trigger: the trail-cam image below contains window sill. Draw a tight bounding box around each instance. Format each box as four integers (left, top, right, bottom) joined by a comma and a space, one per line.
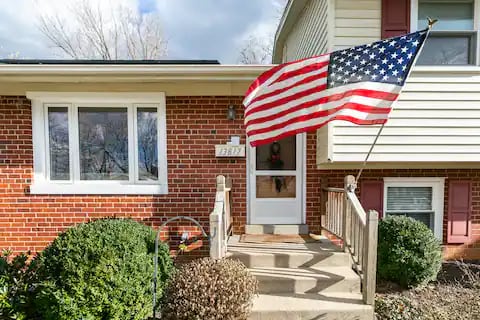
30, 183, 168, 195
412, 65, 480, 73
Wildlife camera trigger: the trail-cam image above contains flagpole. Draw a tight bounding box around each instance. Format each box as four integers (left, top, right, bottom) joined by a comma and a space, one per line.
355, 18, 437, 183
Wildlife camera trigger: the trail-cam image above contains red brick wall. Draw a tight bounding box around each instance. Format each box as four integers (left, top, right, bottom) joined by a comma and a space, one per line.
0, 95, 250, 258
1, 95, 479, 260
317, 169, 480, 260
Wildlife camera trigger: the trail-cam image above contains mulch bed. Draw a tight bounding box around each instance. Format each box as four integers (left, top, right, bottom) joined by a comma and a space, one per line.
376, 261, 480, 320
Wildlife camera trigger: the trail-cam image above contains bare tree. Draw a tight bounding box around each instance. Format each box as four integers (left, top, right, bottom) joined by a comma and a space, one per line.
238, 35, 273, 64
38, 0, 167, 60
237, 0, 287, 64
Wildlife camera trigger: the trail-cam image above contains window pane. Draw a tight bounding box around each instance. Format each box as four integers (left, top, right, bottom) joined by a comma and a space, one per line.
78, 107, 128, 180
418, 2, 473, 30
386, 186, 432, 211
48, 107, 70, 180
417, 35, 471, 65
256, 136, 296, 170
137, 108, 158, 181
256, 176, 296, 198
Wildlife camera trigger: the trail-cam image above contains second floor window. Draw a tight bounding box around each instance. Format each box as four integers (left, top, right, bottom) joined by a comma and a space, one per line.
416, 0, 476, 65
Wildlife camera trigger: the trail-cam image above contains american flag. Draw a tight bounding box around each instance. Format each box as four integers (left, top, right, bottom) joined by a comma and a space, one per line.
243, 29, 429, 147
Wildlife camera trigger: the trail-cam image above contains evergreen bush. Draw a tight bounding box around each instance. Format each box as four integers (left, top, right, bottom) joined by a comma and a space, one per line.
377, 215, 442, 287
34, 219, 172, 320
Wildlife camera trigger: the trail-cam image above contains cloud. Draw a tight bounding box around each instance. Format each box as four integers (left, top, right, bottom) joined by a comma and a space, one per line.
0, 0, 283, 63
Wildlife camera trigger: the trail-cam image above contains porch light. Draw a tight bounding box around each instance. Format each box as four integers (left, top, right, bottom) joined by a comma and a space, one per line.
227, 105, 236, 120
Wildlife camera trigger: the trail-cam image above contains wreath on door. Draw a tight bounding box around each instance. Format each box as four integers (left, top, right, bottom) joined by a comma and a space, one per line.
268, 142, 286, 193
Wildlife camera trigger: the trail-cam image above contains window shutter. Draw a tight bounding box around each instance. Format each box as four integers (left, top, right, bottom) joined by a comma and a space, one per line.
382, 0, 410, 39
447, 181, 472, 243
360, 181, 384, 218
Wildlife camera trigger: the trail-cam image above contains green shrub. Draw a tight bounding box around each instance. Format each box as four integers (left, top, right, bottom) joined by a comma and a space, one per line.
34, 219, 173, 320
0, 250, 38, 320
161, 257, 258, 320
377, 215, 442, 288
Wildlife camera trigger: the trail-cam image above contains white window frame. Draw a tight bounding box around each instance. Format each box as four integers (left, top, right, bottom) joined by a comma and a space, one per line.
27, 92, 168, 195
411, 0, 479, 65
383, 177, 445, 240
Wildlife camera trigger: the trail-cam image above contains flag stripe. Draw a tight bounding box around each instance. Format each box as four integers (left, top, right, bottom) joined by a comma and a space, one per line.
243, 54, 330, 106
249, 66, 329, 104
245, 93, 396, 129
249, 116, 387, 147
269, 61, 330, 85
249, 110, 390, 145
249, 70, 328, 106
246, 103, 392, 136
245, 81, 400, 122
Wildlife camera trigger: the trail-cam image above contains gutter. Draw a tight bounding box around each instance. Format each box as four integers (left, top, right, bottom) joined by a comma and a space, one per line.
0, 64, 274, 82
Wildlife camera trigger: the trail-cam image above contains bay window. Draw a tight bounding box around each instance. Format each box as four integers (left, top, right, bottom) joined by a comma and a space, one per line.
28, 92, 167, 194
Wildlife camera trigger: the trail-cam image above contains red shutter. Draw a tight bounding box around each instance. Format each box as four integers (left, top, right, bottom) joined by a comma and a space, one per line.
360, 181, 384, 218
381, 0, 410, 39
447, 181, 472, 244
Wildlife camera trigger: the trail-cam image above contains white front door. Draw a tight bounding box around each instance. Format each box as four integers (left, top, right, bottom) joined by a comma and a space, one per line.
248, 134, 304, 224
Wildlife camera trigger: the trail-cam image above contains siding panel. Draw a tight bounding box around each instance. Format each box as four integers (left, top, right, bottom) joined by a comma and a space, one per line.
325, 73, 480, 163
334, 0, 382, 50
284, 0, 330, 61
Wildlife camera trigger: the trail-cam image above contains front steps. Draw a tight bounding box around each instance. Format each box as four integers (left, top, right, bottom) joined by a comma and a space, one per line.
227, 235, 374, 320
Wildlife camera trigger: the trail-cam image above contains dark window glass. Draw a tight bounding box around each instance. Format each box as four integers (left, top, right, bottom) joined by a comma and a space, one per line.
78, 107, 128, 180
417, 35, 472, 65
256, 136, 296, 171
137, 108, 158, 181
48, 107, 70, 180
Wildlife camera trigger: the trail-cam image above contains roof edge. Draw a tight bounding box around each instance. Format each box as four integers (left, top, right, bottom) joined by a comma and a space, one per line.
0, 59, 220, 65
0, 64, 274, 82
273, 0, 309, 64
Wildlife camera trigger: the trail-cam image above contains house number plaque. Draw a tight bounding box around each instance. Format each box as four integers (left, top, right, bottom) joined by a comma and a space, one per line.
215, 145, 245, 157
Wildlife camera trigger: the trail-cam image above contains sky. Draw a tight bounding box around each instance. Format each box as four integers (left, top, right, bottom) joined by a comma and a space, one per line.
0, 0, 285, 63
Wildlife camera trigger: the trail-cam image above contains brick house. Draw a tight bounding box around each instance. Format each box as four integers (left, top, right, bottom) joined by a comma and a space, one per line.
0, 60, 274, 257
273, 0, 480, 260
1, 0, 480, 263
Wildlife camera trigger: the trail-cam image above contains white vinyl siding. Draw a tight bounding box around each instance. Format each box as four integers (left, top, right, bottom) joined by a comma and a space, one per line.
334, 0, 382, 51
320, 71, 480, 163
277, 0, 382, 61
283, 0, 331, 62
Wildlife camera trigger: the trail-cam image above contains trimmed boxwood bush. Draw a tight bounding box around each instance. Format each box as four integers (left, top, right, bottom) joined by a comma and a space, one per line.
377, 215, 442, 288
33, 219, 172, 320
161, 257, 258, 320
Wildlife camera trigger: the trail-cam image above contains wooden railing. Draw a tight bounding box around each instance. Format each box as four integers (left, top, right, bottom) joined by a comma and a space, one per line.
209, 175, 233, 259
322, 175, 379, 305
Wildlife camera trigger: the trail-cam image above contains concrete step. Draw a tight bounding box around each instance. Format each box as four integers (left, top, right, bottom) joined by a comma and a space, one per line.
248, 293, 374, 320
250, 266, 361, 294
227, 235, 350, 268
245, 224, 309, 235
228, 247, 350, 268
228, 234, 341, 251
